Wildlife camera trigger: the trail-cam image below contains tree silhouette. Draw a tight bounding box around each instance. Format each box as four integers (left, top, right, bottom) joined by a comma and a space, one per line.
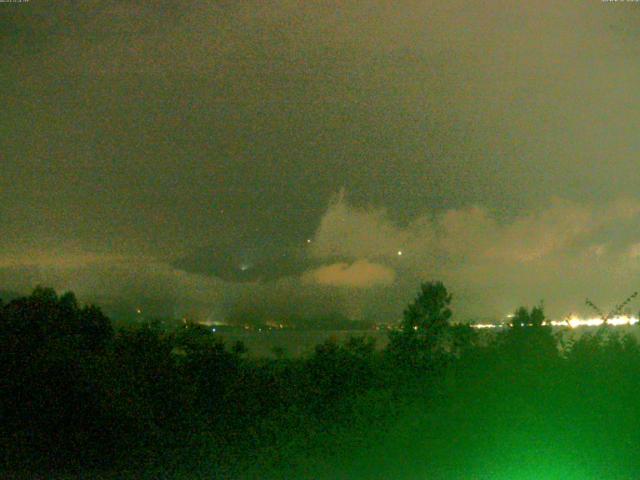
1, 286, 113, 351
387, 281, 453, 369
500, 303, 557, 365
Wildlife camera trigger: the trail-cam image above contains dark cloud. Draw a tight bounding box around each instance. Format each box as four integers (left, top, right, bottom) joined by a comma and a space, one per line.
1, 194, 640, 324
3, 2, 640, 323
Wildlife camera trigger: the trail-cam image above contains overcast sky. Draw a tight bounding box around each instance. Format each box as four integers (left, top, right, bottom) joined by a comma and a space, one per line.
2, 1, 640, 323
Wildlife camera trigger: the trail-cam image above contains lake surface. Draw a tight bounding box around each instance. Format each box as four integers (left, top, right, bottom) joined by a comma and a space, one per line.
213, 325, 640, 357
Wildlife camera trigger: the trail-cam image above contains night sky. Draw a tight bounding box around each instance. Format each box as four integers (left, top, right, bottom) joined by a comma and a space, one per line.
2, 1, 640, 323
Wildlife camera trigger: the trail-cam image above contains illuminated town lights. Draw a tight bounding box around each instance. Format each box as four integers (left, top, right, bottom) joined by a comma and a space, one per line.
471, 315, 640, 329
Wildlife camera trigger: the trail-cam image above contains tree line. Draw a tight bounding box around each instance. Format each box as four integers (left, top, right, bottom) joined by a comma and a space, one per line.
2, 283, 640, 479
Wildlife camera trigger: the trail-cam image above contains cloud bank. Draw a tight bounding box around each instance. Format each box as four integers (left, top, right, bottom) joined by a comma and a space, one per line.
2, 194, 640, 325
303, 260, 396, 288
3, 2, 640, 324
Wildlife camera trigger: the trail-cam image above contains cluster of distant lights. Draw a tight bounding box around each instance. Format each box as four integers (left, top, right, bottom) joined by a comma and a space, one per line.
473, 315, 640, 329
137, 306, 638, 332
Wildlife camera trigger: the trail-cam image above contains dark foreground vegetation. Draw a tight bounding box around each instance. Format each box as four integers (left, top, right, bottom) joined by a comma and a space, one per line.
2, 283, 640, 479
